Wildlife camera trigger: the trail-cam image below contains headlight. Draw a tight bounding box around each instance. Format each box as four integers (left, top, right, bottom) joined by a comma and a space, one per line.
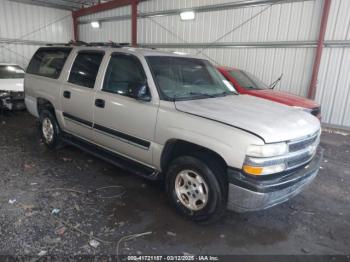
243, 143, 288, 176
246, 143, 288, 157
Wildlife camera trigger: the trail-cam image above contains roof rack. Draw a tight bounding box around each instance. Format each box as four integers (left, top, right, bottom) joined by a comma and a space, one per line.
46, 40, 90, 47
46, 41, 131, 48
89, 41, 130, 48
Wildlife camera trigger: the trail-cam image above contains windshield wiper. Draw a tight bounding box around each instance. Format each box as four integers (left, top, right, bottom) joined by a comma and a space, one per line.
189, 91, 237, 99
188, 92, 217, 98
171, 91, 234, 101
170, 93, 213, 101
218, 90, 238, 96
269, 73, 283, 89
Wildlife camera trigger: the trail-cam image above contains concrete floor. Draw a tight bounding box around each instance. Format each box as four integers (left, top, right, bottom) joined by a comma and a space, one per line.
0, 111, 349, 256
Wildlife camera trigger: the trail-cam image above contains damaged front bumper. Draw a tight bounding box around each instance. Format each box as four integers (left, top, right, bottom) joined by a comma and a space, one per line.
0, 91, 25, 111
227, 148, 323, 212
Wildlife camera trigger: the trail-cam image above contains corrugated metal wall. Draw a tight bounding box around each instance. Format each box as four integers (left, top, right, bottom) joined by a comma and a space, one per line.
79, 0, 322, 97
0, 0, 73, 68
79, 6, 131, 43
315, 0, 350, 127
72, 0, 350, 128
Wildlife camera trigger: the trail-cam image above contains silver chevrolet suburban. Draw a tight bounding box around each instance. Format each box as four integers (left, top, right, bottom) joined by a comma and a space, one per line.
24, 44, 322, 222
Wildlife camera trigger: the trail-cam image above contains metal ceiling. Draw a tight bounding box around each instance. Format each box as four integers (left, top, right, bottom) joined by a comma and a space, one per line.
8, 0, 113, 10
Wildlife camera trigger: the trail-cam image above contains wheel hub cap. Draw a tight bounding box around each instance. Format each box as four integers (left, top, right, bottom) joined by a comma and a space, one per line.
175, 170, 209, 211
42, 117, 54, 143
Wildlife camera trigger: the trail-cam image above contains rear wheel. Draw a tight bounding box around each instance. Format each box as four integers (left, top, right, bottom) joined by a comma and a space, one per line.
165, 156, 227, 223
39, 110, 62, 149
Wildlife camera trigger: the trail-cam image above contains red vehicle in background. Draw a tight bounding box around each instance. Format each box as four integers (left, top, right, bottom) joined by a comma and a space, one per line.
217, 66, 321, 120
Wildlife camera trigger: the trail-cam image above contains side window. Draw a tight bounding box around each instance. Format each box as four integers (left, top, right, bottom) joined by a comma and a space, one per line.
27, 48, 72, 79
102, 54, 147, 97
68, 52, 104, 88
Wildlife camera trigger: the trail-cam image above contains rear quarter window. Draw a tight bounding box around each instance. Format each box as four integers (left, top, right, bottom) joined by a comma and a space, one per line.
26, 48, 72, 79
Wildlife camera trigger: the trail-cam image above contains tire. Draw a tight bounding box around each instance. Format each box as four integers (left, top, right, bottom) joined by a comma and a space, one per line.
165, 155, 227, 223
39, 109, 62, 149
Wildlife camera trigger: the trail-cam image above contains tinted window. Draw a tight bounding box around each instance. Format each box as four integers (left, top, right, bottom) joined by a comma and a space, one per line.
103, 54, 147, 97
68, 52, 104, 88
27, 48, 71, 79
0, 65, 25, 79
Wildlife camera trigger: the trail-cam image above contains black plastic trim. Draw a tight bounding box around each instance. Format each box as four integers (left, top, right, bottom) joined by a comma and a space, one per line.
94, 124, 150, 149
62, 112, 150, 149
61, 132, 159, 180
62, 112, 93, 127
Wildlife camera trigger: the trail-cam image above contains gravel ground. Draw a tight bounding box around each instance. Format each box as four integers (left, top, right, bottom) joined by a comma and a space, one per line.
0, 111, 349, 257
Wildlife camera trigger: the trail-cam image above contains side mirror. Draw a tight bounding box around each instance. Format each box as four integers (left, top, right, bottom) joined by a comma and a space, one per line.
128, 82, 151, 102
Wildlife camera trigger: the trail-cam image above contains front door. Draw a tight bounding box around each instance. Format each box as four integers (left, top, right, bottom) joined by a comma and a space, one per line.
61, 51, 104, 141
93, 53, 158, 165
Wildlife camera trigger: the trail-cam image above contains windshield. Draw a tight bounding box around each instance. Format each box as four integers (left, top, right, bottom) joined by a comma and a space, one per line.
147, 56, 235, 100
229, 70, 269, 90
0, 65, 25, 79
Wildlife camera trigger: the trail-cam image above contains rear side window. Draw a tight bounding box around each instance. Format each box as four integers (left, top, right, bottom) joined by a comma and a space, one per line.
27, 48, 72, 79
68, 52, 104, 88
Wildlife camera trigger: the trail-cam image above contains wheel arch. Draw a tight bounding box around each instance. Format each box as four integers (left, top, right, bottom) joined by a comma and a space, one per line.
160, 139, 228, 173
37, 97, 56, 116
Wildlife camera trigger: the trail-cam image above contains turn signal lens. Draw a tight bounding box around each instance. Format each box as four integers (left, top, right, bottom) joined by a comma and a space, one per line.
243, 165, 263, 175
243, 163, 286, 176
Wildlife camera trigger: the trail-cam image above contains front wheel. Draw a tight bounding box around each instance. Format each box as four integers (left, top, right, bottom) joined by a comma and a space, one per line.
165, 156, 227, 223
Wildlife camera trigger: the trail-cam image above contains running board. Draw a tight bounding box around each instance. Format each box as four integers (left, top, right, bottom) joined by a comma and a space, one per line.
61, 132, 160, 180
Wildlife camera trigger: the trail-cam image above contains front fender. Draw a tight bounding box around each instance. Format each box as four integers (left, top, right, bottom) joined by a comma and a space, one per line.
153, 101, 264, 170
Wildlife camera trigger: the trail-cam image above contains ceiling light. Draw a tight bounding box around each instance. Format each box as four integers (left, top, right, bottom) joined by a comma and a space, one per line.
91, 21, 100, 28
180, 11, 195, 21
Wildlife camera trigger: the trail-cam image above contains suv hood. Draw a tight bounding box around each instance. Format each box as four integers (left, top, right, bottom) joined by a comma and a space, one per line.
0, 79, 24, 92
175, 95, 320, 143
248, 89, 319, 108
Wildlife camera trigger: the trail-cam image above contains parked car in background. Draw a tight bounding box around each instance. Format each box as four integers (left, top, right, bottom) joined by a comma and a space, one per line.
25, 45, 322, 222
0, 63, 26, 111
217, 66, 321, 120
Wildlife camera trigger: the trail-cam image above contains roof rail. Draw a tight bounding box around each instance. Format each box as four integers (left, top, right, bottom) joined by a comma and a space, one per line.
69, 40, 90, 46
45, 41, 131, 48
89, 41, 131, 47
46, 40, 90, 47
45, 43, 71, 47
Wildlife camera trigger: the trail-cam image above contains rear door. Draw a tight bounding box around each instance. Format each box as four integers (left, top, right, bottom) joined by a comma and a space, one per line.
92, 52, 159, 165
61, 50, 104, 141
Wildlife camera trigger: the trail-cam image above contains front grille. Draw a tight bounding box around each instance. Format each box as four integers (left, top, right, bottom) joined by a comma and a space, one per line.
287, 152, 314, 167
288, 131, 319, 152
285, 131, 320, 170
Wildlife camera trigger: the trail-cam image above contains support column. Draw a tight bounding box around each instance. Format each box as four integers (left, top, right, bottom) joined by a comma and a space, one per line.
131, 0, 138, 46
308, 0, 332, 99
72, 14, 78, 41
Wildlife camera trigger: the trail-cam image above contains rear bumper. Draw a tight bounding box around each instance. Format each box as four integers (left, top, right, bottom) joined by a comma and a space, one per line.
227, 148, 323, 212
